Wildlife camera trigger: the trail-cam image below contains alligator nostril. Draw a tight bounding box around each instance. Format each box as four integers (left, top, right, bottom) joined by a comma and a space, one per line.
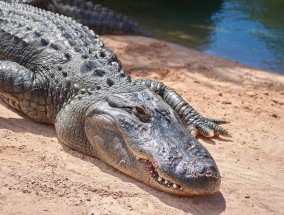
205, 166, 218, 178
193, 165, 206, 176
199, 166, 206, 175
206, 170, 213, 177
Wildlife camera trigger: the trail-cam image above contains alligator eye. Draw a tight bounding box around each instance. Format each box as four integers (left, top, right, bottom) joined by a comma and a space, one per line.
132, 105, 150, 122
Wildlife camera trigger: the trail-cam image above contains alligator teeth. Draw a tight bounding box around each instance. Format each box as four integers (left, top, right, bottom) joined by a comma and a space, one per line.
145, 159, 182, 190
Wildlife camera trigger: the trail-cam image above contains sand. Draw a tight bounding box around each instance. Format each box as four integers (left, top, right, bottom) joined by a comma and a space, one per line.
0, 36, 283, 215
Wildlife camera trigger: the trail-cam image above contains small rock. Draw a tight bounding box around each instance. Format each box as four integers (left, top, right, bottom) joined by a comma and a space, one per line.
243, 105, 251, 110
218, 92, 223, 97
22, 189, 30, 194
222, 101, 232, 105
271, 114, 278, 118
246, 91, 257, 97
245, 195, 250, 199
271, 99, 284, 105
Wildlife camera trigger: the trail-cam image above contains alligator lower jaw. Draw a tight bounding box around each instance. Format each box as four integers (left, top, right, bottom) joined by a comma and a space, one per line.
143, 160, 184, 191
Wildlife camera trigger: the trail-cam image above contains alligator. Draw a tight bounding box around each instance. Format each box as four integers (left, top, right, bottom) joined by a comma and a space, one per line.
0, 2, 229, 196
1, 0, 151, 36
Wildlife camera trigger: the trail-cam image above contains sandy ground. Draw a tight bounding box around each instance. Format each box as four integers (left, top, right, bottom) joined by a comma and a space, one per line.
0, 36, 284, 215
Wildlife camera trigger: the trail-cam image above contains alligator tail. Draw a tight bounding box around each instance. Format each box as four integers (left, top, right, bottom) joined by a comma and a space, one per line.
44, 0, 152, 36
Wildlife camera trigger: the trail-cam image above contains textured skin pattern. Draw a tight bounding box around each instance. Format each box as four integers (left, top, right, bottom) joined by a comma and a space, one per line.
2, 0, 151, 35
0, 1, 136, 153
0, 2, 225, 195
0, 61, 51, 122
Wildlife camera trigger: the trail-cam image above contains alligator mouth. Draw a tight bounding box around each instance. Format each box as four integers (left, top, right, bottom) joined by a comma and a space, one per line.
143, 159, 184, 191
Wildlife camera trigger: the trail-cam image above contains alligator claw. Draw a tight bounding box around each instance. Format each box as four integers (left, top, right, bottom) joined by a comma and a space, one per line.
186, 117, 230, 138
196, 123, 214, 137
188, 125, 198, 138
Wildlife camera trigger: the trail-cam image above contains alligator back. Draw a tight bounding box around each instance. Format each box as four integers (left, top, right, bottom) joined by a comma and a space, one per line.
0, 2, 131, 123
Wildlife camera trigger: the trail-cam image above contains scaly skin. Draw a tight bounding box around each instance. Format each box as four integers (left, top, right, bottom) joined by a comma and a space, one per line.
1, 0, 151, 35
0, 2, 228, 196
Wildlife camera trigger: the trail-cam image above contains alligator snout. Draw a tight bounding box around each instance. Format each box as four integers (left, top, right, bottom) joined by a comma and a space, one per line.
185, 157, 221, 194
148, 135, 221, 195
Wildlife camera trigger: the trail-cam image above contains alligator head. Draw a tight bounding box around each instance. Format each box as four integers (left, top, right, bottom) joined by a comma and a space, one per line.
85, 89, 220, 196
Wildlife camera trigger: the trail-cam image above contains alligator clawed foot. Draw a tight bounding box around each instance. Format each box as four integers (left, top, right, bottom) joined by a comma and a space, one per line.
186, 116, 230, 138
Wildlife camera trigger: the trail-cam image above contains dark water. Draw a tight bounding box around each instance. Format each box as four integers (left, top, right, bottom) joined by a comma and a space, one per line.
95, 0, 284, 74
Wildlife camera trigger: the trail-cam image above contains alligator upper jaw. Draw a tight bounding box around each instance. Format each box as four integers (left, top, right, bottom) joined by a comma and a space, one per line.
135, 155, 221, 196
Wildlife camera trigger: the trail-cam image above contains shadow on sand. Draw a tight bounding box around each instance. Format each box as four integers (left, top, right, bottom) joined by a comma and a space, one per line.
0, 101, 55, 137
0, 104, 226, 214
62, 144, 226, 215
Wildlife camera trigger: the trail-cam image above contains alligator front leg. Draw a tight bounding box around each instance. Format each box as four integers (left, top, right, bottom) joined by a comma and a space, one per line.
133, 79, 229, 137
0, 60, 52, 123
